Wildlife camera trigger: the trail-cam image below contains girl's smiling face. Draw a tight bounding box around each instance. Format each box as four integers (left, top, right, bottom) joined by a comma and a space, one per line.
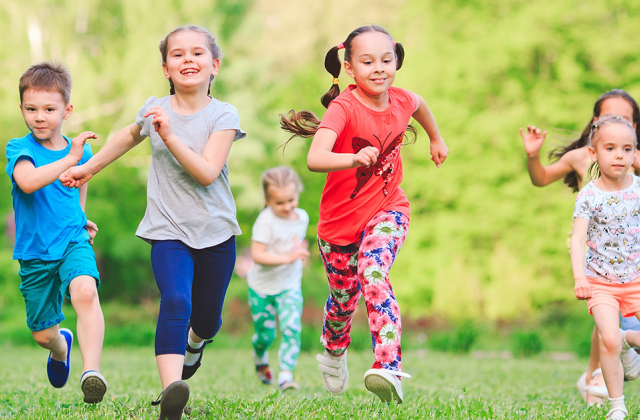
343, 31, 396, 101
162, 30, 219, 93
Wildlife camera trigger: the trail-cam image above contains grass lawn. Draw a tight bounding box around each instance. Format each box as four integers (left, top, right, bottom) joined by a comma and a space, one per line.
0, 346, 637, 419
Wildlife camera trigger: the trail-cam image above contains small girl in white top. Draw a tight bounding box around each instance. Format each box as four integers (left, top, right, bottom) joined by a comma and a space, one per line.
247, 166, 309, 391
572, 115, 640, 419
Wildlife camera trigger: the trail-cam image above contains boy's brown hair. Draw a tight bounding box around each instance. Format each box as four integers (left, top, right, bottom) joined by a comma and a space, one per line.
19, 62, 72, 104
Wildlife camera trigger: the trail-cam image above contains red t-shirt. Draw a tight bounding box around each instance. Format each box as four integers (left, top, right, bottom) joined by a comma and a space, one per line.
316, 85, 417, 245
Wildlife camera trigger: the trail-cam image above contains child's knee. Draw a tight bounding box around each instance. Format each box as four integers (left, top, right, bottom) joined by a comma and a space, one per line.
32, 327, 59, 347
600, 331, 623, 353
69, 276, 99, 306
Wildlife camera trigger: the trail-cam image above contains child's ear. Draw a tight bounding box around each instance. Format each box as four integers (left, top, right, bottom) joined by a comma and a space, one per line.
63, 104, 73, 120
588, 145, 597, 162
162, 62, 171, 80
211, 58, 220, 77
344, 61, 355, 79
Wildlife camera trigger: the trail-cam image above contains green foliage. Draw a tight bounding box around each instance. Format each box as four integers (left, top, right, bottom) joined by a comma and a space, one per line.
510, 330, 544, 357
1, 0, 640, 321
428, 322, 479, 354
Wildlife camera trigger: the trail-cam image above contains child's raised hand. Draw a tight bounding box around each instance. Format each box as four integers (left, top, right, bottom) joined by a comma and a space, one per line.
69, 131, 97, 162
519, 125, 547, 157
353, 146, 379, 168
289, 236, 310, 263
430, 138, 449, 168
59, 165, 93, 188
85, 219, 99, 245
574, 278, 592, 300
144, 106, 174, 142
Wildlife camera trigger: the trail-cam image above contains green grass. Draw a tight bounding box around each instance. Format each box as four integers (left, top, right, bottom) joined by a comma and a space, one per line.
1, 346, 638, 419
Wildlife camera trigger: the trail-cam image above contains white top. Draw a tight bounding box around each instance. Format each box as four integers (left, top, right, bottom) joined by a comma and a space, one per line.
246, 207, 309, 294
574, 175, 640, 283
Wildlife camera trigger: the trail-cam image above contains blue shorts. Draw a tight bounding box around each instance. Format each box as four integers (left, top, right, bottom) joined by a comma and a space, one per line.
19, 240, 100, 331
621, 314, 640, 331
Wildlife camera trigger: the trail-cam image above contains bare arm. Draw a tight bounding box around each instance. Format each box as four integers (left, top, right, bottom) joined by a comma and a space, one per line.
520, 125, 583, 187
14, 131, 96, 194
165, 129, 235, 187
307, 128, 379, 173
60, 123, 146, 188
412, 94, 448, 167
570, 217, 591, 300
250, 241, 309, 266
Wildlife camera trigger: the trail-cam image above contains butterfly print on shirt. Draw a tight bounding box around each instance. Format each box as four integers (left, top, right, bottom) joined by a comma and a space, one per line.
350, 132, 404, 199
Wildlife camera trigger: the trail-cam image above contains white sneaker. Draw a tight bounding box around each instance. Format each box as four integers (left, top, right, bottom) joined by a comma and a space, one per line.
363, 368, 411, 404
620, 329, 640, 381
316, 351, 348, 394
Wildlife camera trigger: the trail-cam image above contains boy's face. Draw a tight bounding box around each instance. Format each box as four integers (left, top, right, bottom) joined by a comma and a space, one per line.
20, 89, 72, 142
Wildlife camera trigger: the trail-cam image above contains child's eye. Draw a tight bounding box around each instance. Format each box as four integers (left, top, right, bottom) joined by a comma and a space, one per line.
46, 108, 55, 112
606, 147, 613, 151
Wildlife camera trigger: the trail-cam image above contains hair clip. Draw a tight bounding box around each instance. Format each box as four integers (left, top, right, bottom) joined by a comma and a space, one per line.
393, 40, 397, 46
337, 42, 345, 50
593, 123, 599, 129
332, 78, 340, 85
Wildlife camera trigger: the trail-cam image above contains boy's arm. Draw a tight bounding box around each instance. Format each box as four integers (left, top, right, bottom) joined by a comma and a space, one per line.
570, 217, 591, 300
13, 131, 96, 194
412, 94, 448, 167
60, 123, 145, 188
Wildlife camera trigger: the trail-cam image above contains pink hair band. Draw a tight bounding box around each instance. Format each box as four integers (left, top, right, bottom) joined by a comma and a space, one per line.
337, 42, 345, 50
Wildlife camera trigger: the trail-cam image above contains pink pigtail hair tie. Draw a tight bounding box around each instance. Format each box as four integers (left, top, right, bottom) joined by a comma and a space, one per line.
337, 42, 345, 50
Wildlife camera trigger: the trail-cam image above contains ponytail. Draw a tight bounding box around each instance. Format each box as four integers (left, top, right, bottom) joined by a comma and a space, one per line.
395, 42, 405, 70
321, 45, 343, 109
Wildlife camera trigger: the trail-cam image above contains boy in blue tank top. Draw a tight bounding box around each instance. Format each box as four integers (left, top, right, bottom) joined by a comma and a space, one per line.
5, 62, 107, 404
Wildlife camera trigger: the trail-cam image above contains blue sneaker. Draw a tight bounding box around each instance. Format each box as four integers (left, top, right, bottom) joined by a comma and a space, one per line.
47, 328, 73, 388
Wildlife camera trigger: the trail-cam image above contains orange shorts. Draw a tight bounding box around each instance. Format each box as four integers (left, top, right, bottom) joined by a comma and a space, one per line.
587, 276, 640, 317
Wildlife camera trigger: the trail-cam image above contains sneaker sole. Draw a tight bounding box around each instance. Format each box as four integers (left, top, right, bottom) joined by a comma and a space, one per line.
364, 374, 401, 404
159, 381, 190, 420
81, 375, 107, 404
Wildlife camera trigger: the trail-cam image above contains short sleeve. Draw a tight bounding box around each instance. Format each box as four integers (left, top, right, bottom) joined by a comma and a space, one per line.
5, 139, 34, 180
210, 102, 246, 141
574, 189, 593, 220
251, 210, 273, 244
318, 101, 348, 137
135, 96, 158, 138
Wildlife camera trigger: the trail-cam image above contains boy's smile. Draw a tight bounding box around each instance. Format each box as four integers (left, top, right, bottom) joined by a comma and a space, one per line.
20, 89, 72, 148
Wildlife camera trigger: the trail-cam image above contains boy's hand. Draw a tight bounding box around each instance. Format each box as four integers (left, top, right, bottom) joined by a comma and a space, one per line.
574, 278, 592, 300
85, 219, 99, 245
353, 146, 379, 168
430, 137, 449, 167
59, 164, 93, 188
288, 236, 310, 263
69, 131, 97, 162
145, 107, 175, 144
519, 125, 547, 158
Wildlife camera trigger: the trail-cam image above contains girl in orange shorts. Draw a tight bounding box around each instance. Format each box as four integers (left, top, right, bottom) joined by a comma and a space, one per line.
572, 115, 640, 420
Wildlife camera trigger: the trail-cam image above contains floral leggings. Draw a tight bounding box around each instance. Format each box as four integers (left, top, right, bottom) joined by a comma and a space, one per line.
318, 210, 408, 371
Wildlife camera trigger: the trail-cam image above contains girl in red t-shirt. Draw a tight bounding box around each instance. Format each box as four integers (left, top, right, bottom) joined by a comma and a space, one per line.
281, 25, 448, 403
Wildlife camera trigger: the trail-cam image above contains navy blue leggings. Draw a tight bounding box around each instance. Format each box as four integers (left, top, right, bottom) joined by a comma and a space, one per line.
150, 237, 236, 355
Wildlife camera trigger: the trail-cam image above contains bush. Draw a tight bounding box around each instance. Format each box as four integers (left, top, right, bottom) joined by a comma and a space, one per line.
428, 322, 479, 354
510, 330, 544, 357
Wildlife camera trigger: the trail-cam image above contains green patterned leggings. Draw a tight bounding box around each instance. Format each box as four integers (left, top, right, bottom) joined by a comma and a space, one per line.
249, 287, 303, 372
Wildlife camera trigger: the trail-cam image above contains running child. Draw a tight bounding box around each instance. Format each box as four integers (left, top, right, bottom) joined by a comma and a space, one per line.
5, 62, 107, 403
571, 115, 640, 419
280, 25, 448, 403
60, 26, 245, 420
520, 90, 640, 405
247, 166, 309, 391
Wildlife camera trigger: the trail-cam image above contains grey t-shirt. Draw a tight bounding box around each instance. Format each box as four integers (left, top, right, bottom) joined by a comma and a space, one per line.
134, 95, 246, 248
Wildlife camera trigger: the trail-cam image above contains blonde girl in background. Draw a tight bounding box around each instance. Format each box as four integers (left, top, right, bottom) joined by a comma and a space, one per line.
246, 166, 309, 391
60, 25, 245, 420
571, 115, 640, 419
520, 90, 640, 405
281, 25, 448, 403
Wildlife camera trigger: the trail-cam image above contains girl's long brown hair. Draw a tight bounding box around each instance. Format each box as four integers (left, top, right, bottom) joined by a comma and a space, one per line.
549, 89, 640, 191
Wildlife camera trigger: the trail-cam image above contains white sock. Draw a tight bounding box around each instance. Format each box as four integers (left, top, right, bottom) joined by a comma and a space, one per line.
278, 371, 293, 385
253, 352, 268, 366
184, 333, 204, 367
